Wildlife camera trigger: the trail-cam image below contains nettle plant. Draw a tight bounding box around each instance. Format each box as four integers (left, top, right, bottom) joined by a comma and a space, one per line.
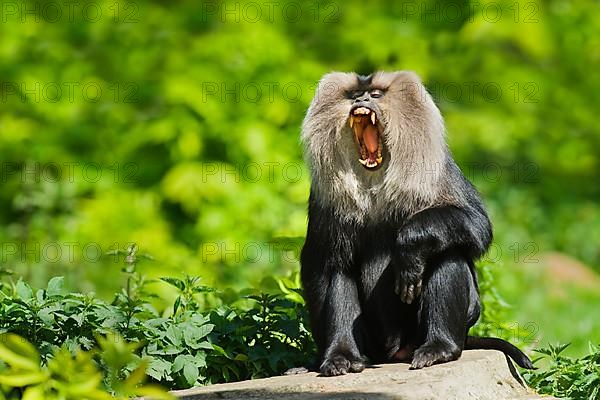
0, 243, 315, 396
523, 343, 600, 399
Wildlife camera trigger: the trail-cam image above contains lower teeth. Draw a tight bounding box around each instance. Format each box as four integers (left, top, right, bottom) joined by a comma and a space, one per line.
359, 158, 379, 168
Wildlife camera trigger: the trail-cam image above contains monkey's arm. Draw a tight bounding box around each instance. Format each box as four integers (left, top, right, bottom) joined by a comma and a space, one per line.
394, 204, 492, 303
399, 204, 492, 258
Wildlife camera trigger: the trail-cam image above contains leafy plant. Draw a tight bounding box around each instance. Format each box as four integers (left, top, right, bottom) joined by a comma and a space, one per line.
0, 245, 315, 395
0, 333, 171, 400
160, 275, 217, 316
524, 343, 600, 399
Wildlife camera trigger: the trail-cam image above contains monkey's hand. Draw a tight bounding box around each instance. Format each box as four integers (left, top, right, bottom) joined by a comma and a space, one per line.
393, 255, 425, 304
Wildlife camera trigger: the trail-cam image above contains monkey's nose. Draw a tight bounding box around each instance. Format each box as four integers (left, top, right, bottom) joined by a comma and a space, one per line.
354, 92, 370, 102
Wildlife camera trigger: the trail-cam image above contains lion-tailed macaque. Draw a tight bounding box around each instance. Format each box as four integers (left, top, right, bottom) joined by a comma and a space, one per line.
299, 71, 534, 376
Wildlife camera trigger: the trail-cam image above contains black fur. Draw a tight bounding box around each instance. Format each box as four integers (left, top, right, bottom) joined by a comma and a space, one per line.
301, 157, 534, 375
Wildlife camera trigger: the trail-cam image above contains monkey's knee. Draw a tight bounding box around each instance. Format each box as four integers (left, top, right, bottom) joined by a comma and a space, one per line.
423, 256, 472, 297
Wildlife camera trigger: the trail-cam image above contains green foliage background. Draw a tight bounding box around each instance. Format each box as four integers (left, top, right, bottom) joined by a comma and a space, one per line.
1, 0, 599, 358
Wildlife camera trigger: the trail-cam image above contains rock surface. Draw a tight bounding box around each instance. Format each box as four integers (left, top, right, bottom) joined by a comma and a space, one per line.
166, 350, 555, 400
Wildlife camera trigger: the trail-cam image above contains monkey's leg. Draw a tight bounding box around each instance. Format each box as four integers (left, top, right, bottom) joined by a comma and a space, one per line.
319, 271, 365, 376
411, 256, 475, 369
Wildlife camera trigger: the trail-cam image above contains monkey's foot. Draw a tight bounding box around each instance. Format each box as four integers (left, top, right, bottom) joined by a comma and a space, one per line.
394, 269, 423, 304
320, 354, 365, 376
410, 341, 461, 369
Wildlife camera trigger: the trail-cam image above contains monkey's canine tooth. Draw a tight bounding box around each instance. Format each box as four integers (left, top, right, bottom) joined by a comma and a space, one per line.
371, 113, 376, 125
349, 116, 354, 128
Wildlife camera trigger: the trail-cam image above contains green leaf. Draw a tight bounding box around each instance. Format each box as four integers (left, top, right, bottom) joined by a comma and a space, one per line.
148, 346, 182, 356
146, 357, 172, 381
124, 360, 149, 388
183, 324, 213, 349
46, 277, 64, 297
160, 277, 185, 291
193, 353, 207, 368
210, 344, 229, 358
61, 373, 104, 395
21, 385, 45, 400
173, 296, 181, 314
0, 334, 40, 370
197, 341, 213, 350
194, 324, 214, 340
0, 371, 47, 387
191, 286, 217, 294
165, 325, 183, 346
37, 308, 55, 325
183, 363, 199, 386
171, 355, 186, 373
15, 280, 33, 300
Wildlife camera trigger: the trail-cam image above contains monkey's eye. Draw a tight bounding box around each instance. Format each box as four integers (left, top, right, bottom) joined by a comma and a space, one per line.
370, 89, 384, 98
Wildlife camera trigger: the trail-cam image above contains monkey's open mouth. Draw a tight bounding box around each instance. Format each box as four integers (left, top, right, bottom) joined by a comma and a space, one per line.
349, 107, 383, 169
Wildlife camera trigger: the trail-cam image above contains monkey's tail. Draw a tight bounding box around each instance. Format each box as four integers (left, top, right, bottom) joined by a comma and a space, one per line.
465, 336, 535, 370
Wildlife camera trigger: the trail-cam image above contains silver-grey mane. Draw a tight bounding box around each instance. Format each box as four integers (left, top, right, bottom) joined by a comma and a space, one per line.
302, 71, 466, 222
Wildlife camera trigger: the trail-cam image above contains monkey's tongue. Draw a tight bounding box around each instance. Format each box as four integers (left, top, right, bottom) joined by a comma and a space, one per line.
363, 124, 379, 154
